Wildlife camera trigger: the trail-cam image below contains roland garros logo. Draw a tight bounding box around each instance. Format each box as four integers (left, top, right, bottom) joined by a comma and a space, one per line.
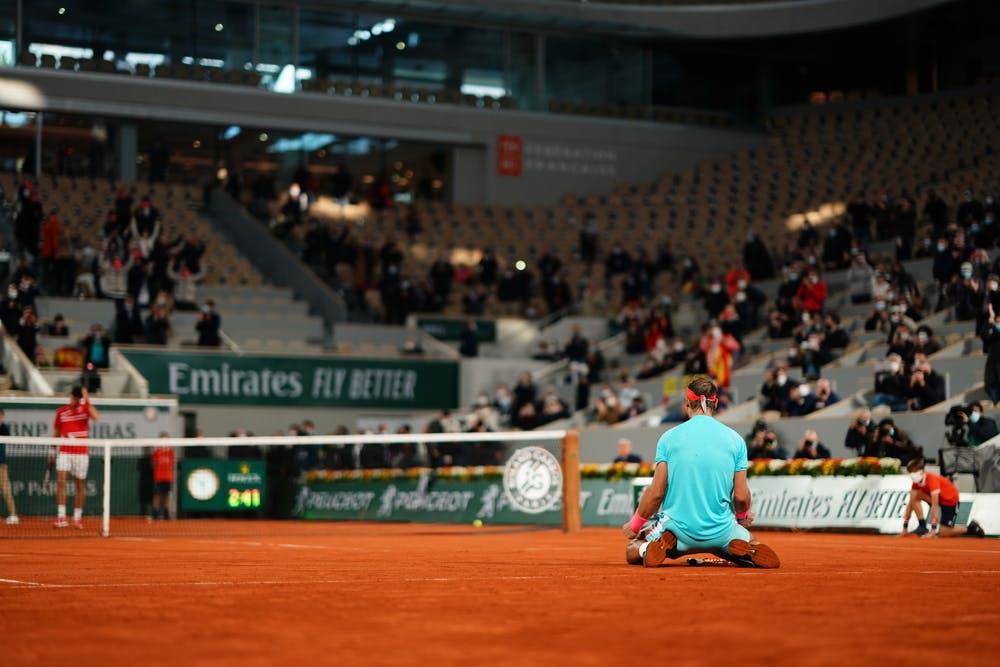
502, 446, 563, 514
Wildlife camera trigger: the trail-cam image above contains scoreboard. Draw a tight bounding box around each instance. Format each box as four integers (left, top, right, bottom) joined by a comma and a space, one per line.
180, 459, 266, 512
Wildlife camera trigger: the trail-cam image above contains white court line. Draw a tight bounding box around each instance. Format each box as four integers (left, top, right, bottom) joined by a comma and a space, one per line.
4, 569, 999, 591
112, 537, 165, 542
274, 543, 328, 550
861, 544, 1000, 555
919, 570, 1000, 575
0, 578, 45, 586
175, 538, 329, 550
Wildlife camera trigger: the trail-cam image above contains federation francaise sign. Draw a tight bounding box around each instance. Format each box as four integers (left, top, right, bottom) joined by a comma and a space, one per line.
123, 350, 459, 408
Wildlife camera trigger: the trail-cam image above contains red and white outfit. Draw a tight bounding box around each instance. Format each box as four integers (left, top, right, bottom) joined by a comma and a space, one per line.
53, 403, 92, 479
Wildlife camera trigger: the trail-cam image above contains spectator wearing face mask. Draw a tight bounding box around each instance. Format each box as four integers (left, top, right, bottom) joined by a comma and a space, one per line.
864, 299, 892, 333
748, 430, 789, 460
812, 378, 841, 410
872, 353, 909, 412
981, 273, 1000, 329
888, 324, 917, 364
700, 278, 729, 320
950, 261, 984, 322
167, 263, 205, 311
980, 314, 1000, 404
196, 299, 221, 347
98, 252, 134, 300
864, 417, 921, 464
912, 325, 942, 357
955, 401, 1000, 447
847, 254, 875, 304
845, 409, 876, 456
931, 237, 958, 301
785, 382, 817, 417
760, 363, 799, 412
906, 355, 946, 410
793, 269, 827, 315
491, 384, 515, 427
698, 322, 740, 389
794, 429, 831, 459
0, 285, 22, 336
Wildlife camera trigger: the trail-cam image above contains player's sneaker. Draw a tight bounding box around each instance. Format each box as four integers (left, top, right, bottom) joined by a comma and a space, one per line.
53, 518, 69, 528
4, 515, 18, 525
911, 524, 929, 537
72, 519, 84, 530
643, 530, 678, 568
726, 539, 781, 569
967, 520, 986, 538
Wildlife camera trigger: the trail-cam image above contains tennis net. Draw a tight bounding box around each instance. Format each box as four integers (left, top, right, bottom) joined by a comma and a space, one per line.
0, 431, 583, 538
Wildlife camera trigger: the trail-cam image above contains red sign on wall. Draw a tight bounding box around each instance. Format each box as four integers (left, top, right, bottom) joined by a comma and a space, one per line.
497, 135, 522, 176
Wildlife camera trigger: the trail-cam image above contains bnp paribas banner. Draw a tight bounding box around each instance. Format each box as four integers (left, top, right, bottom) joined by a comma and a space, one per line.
292, 477, 635, 527
122, 350, 459, 408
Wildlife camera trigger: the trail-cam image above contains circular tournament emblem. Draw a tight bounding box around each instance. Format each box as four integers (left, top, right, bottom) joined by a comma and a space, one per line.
502, 446, 563, 514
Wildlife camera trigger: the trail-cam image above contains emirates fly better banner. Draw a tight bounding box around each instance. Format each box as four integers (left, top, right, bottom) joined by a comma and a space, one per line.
122, 350, 459, 408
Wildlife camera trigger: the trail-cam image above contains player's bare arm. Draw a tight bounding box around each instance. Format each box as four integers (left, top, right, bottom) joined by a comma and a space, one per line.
81, 388, 100, 421
622, 461, 667, 538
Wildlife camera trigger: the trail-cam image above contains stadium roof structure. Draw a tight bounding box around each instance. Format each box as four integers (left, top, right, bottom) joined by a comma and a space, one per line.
282, 0, 957, 38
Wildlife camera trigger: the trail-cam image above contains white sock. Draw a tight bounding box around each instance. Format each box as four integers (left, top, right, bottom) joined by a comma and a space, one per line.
73, 508, 82, 520
57, 504, 66, 518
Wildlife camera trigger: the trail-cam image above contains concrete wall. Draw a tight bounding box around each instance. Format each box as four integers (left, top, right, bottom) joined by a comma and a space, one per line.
4, 68, 763, 206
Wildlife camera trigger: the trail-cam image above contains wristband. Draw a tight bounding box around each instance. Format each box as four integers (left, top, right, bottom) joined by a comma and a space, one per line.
628, 510, 647, 533
735, 509, 749, 521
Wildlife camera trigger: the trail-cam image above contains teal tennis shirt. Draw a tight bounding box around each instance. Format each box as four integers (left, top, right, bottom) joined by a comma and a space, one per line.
654, 415, 748, 542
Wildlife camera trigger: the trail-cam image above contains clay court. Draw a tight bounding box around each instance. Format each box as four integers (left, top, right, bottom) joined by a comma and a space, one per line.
2, 522, 998, 667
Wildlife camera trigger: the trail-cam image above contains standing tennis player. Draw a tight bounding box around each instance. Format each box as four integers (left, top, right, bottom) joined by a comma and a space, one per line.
50, 386, 99, 529
623, 375, 780, 568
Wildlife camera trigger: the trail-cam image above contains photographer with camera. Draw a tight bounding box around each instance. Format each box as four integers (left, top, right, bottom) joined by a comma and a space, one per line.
794, 429, 831, 459
748, 430, 789, 460
864, 417, 921, 465
947, 401, 999, 447
906, 354, 946, 410
845, 409, 876, 456
872, 353, 909, 412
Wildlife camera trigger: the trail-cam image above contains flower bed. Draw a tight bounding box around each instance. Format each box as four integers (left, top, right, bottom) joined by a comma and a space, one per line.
747, 457, 902, 477
304, 466, 504, 483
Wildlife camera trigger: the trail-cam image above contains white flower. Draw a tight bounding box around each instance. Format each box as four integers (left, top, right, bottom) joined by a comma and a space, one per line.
624, 463, 640, 475
767, 459, 787, 471
803, 459, 825, 470
879, 457, 901, 472
840, 458, 859, 467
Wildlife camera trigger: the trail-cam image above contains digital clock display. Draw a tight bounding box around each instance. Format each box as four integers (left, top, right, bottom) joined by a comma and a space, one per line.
228, 488, 262, 508
180, 460, 266, 512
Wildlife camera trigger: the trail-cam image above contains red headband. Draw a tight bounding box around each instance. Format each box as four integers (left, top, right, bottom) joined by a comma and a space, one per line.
685, 387, 717, 402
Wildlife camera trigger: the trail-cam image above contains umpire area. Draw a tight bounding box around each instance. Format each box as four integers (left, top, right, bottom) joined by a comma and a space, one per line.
1, 523, 998, 666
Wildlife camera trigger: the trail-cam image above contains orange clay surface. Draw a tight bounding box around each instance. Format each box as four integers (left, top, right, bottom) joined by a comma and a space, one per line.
1, 521, 999, 667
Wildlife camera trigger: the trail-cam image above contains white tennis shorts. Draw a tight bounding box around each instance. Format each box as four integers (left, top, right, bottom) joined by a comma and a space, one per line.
56, 453, 89, 479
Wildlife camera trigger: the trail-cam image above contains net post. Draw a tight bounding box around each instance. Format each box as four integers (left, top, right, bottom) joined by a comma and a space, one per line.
101, 441, 112, 537
561, 430, 581, 534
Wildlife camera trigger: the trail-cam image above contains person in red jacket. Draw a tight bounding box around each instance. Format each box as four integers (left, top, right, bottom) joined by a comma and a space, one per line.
902, 458, 985, 538
150, 433, 176, 520
794, 269, 828, 314
40, 211, 62, 291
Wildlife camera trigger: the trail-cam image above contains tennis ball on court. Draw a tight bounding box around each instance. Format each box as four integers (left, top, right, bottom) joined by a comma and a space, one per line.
472, 519, 483, 528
